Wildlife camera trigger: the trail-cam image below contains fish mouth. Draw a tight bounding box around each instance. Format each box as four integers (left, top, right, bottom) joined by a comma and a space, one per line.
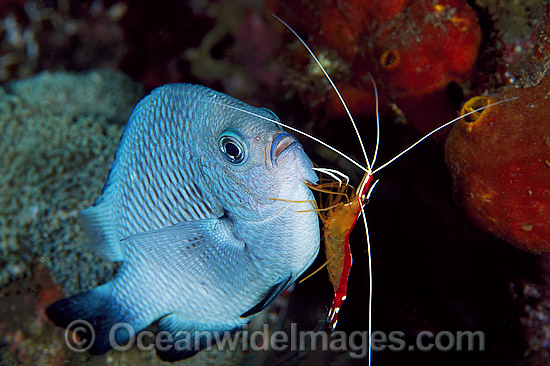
270, 132, 301, 168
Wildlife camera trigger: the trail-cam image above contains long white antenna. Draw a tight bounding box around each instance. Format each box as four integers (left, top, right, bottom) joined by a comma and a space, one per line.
371, 98, 515, 174
367, 73, 381, 171
360, 204, 372, 366
273, 14, 372, 174
273, 15, 375, 366
203, 99, 368, 173
262, 20, 515, 366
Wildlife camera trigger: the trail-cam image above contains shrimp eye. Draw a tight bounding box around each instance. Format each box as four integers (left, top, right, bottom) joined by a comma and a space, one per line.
218, 133, 246, 164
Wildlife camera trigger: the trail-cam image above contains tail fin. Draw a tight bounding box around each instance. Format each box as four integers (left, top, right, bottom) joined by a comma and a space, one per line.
46, 285, 129, 354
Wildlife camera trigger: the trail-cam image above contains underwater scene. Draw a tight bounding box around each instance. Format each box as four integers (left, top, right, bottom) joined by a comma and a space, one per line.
0, 0, 549, 365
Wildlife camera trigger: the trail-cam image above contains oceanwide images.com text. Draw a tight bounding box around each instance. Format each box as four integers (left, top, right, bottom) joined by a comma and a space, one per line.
64, 320, 486, 358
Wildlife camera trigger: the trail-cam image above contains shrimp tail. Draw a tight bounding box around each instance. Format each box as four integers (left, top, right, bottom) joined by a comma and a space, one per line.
324, 195, 363, 330
327, 237, 352, 330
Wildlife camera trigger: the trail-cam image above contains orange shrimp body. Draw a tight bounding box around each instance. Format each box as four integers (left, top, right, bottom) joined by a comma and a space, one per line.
325, 197, 361, 288
325, 173, 373, 330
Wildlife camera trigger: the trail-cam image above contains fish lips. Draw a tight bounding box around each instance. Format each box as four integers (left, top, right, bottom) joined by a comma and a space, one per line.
268, 132, 317, 183
269, 132, 300, 167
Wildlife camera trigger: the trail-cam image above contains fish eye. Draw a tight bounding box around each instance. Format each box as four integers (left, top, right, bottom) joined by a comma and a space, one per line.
218, 133, 246, 165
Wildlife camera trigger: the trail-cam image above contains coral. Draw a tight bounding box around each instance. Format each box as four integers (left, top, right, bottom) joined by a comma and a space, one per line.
1, 264, 257, 365
0, 0, 127, 82
475, 0, 543, 43
473, 0, 550, 88
117, 0, 284, 105
510, 254, 550, 364
184, 1, 246, 84
0, 69, 144, 293
183, 1, 283, 101
0, 265, 76, 365
440, 2, 550, 252
275, 0, 482, 135
444, 72, 550, 252
371, 0, 481, 97
0, 0, 284, 102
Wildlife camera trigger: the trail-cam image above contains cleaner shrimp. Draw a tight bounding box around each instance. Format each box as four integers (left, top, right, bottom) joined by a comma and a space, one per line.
273, 15, 515, 366
207, 16, 514, 366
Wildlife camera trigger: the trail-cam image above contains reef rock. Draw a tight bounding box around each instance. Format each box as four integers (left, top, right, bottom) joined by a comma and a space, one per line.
0, 70, 144, 293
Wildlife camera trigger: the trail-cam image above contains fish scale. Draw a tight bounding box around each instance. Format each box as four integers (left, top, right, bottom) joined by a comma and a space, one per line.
47, 83, 320, 361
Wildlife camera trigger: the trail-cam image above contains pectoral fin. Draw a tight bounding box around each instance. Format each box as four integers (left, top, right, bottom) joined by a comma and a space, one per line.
121, 218, 247, 288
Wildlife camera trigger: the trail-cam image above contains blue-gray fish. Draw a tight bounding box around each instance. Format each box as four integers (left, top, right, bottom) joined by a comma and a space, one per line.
46, 84, 320, 361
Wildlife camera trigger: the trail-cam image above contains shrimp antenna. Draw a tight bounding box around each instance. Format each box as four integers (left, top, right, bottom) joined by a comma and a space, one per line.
273, 15, 375, 366
203, 100, 368, 173
360, 204, 373, 366
371, 97, 516, 174
367, 73, 381, 171
272, 14, 373, 174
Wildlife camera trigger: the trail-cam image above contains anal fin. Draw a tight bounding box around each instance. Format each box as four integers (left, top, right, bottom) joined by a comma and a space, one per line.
155, 314, 240, 362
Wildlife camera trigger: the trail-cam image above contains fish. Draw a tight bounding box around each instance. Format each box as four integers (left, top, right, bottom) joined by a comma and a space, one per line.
46, 83, 320, 361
